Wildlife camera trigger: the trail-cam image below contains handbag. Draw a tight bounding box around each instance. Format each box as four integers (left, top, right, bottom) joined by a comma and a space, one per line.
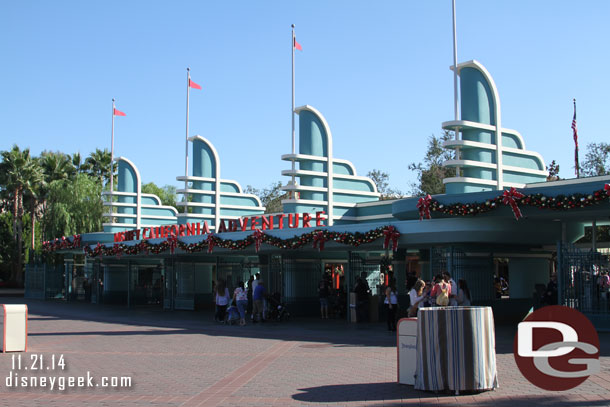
407, 305, 418, 318
436, 284, 449, 306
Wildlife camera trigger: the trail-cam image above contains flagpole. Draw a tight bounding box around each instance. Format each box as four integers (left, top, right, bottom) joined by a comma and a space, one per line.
452, 0, 459, 121
573, 98, 580, 178
291, 24, 296, 195
110, 98, 115, 212
451, 0, 461, 178
185, 67, 190, 213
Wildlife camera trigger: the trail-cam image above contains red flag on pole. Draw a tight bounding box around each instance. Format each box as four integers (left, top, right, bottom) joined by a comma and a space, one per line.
189, 79, 202, 90
113, 108, 126, 116
294, 38, 302, 51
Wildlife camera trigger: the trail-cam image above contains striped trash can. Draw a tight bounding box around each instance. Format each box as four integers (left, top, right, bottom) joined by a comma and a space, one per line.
414, 306, 498, 394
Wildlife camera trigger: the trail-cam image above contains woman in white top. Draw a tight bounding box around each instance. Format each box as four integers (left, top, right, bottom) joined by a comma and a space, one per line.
233, 281, 248, 326
408, 280, 427, 317
215, 279, 230, 323
457, 279, 471, 306
384, 279, 399, 331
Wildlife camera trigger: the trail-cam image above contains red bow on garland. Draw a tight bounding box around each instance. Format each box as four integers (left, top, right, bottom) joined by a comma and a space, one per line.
416, 194, 432, 220
383, 226, 400, 252
113, 243, 122, 259
252, 229, 264, 253
207, 234, 215, 254
502, 187, 525, 220
167, 234, 178, 254
605, 183, 610, 197
313, 231, 326, 251
95, 242, 104, 258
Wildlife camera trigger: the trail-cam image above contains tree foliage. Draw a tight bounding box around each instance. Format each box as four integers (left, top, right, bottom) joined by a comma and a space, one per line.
366, 170, 403, 200
84, 148, 116, 185
39, 151, 76, 183
546, 160, 560, 181
581, 142, 610, 177
0, 145, 119, 284
0, 212, 16, 281
244, 181, 285, 214
42, 173, 103, 239
408, 131, 456, 196
0, 145, 44, 281
142, 182, 178, 209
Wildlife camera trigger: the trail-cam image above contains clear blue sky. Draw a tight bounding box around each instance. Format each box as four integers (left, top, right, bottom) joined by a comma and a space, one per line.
1, 1, 608, 194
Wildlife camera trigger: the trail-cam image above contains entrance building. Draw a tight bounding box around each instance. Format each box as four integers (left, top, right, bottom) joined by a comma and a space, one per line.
34, 60, 610, 329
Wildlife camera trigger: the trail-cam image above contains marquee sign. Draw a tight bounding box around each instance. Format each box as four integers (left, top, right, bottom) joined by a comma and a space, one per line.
113, 211, 327, 242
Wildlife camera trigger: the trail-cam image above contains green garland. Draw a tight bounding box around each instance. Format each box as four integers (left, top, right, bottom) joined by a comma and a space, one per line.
45, 184, 610, 257
422, 185, 610, 218
82, 226, 392, 258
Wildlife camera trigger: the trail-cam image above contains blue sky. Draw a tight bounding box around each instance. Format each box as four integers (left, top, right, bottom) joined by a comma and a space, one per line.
1, 1, 608, 195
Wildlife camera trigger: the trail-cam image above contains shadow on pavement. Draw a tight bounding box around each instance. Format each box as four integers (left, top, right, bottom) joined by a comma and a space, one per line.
292, 383, 610, 406
7, 297, 397, 347
293, 382, 434, 403
6, 297, 610, 355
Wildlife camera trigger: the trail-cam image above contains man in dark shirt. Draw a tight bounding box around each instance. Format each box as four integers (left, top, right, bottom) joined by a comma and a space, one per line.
354, 277, 370, 322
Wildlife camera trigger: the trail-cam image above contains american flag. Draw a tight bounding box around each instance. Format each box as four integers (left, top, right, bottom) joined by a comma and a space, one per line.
572, 99, 580, 178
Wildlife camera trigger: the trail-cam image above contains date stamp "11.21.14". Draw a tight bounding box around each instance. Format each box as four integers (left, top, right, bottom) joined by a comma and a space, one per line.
11, 354, 65, 371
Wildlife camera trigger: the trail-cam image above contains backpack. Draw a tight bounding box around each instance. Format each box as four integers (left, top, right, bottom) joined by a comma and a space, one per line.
436, 284, 449, 306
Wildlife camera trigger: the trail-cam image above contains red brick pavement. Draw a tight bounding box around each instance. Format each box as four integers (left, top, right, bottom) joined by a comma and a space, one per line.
0, 298, 609, 406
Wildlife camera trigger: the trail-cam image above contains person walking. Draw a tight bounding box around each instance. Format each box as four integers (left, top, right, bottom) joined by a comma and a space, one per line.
215, 279, 230, 323
384, 278, 399, 331
408, 279, 427, 317
430, 274, 451, 306
252, 278, 266, 323
443, 271, 458, 306
354, 273, 371, 322
233, 281, 248, 326
457, 279, 471, 306
250, 273, 260, 322
246, 275, 254, 319
318, 279, 330, 319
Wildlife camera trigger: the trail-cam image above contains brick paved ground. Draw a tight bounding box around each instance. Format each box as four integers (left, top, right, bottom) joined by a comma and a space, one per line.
0, 297, 609, 407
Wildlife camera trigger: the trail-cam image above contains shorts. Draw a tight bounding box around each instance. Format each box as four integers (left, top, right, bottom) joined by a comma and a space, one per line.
319, 297, 329, 307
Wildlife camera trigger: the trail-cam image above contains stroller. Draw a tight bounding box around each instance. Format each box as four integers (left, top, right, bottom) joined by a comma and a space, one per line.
225, 302, 241, 325
265, 292, 290, 322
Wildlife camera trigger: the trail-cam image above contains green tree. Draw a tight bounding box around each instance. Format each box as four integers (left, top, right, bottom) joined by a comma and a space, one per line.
546, 160, 560, 181
244, 181, 285, 214
71, 152, 86, 174
408, 131, 456, 196
0, 145, 44, 282
42, 173, 103, 239
581, 142, 610, 177
23, 172, 45, 253
366, 169, 403, 200
38, 151, 83, 251
40, 151, 76, 183
0, 212, 17, 282
84, 148, 115, 186
142, 182, 178, 209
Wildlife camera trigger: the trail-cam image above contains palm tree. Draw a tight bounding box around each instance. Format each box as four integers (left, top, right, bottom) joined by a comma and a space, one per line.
71, 152, 85, 174
0, 145, 44, 282
23, 169, 45, 252
40, 151, 76, 183
84, 148, 115, 186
